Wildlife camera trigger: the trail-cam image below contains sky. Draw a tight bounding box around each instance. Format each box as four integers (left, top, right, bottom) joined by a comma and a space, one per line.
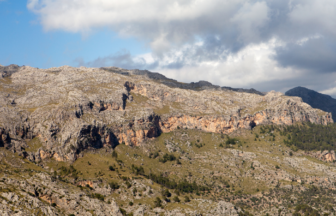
1, 0, 336, 97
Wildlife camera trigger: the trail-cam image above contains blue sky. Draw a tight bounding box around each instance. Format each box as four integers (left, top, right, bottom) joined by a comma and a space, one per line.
1, 0, 336, 97
0, 1, 148, 68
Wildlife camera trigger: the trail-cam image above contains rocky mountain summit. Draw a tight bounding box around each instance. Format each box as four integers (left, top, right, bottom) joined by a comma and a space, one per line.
101, 67, 265, 95
0, 65, 335, 216
286, 86, 336, 121
0, 64, 21, 78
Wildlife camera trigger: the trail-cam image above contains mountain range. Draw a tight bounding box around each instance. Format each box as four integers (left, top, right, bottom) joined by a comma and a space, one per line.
0, 64, 335, 216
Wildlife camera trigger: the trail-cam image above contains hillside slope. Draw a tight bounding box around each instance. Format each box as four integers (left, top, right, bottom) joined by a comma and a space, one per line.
0, 65, 334, 215
0, 65, 332, 162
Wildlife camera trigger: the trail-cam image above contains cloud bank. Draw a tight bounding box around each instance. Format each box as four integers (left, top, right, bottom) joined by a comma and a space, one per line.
28, 0, 336, 96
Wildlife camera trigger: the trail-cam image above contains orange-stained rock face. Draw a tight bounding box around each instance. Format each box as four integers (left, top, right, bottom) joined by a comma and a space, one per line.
304, 150, 336, 163
323, 153, 336, 162
94, 101, 123, 112
77, 180, 94, 188
39, 150, 52, 160
53, 152, 64, 162
111, 109, 332, 147
40, 195, 53, 204
55, 196, 71, 209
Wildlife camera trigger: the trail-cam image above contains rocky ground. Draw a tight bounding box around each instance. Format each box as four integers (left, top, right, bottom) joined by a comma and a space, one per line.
1, 127, 336, 215
0, 65, 335, 215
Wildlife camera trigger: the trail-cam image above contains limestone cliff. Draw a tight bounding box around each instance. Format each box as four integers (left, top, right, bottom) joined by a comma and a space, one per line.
0, 65, 332, 162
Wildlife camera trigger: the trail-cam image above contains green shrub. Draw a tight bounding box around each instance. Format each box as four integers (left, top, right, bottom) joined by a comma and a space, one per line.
120, 208, 127, 216
154, 197, 162, 207
92, 193, 104, 201
131, 164, 145, 175
109, 181, 120, 190
149, 151, 159, 159
226, 137, 238, 145
126, 181, 132, 189
159, 153, 176, 163
173, 196, 180, 202
148, 173, 209, 193
162, 189, 171, 197
112, 151, 118, 159
195, 143, 204, 148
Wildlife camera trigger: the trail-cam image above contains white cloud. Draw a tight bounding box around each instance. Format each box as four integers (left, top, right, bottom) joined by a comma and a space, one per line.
156, 39, 302, 90
321, 86, 336, 96
295, 34, 322, 46
27, 0, 336, 46
27, 0, 271, 54
29, 0, 336, 95
289, 0, 336, 37
81, 38, 306, 92
230, 1, 269, 43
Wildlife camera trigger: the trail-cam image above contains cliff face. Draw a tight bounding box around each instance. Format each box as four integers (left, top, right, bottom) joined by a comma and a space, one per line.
0, 66, 332, 162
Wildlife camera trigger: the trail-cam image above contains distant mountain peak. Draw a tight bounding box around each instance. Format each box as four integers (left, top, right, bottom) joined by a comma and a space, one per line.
285, 86, 336, 121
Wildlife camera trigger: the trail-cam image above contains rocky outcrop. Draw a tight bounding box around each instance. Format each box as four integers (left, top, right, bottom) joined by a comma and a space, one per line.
0, 128, 11, 148
0, 64, 20, 78
0, 65, 332, 162
305, 150, 336, 162
211, 201, 241, 215
104, 67, 265, 95
0, 174, 123, 216
158, 108, 331, 134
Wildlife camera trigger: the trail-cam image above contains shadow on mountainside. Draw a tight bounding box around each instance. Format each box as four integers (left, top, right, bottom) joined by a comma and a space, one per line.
285, 86, 336, 122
